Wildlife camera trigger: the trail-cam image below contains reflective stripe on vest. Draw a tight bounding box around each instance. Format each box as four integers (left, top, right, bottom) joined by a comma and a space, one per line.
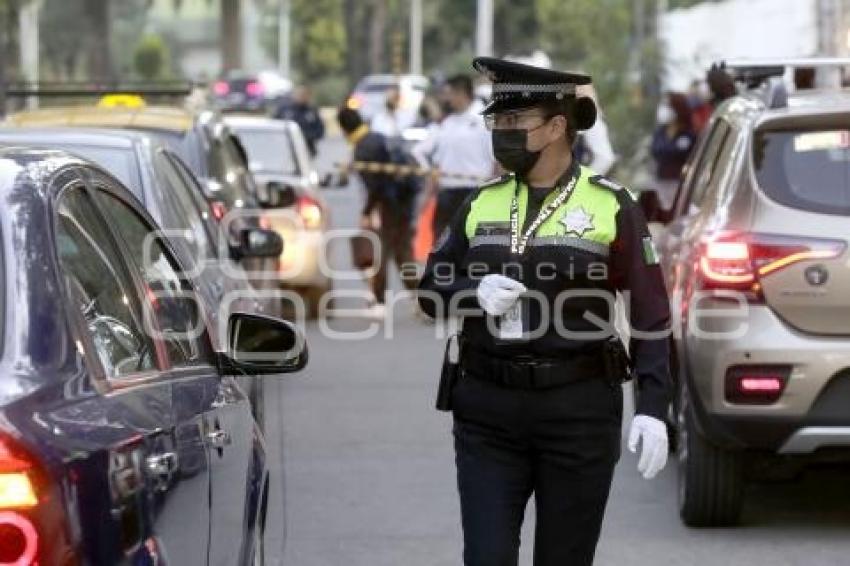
469, 234, 610, 257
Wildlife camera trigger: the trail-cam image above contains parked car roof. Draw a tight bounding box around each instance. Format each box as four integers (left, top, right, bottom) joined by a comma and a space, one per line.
5, 105, 195, 133
0, 127, 141, 149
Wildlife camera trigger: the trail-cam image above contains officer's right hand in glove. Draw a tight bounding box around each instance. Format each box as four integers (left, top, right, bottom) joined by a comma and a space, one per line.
476, 274, 527, 317
628, 415, 669, 480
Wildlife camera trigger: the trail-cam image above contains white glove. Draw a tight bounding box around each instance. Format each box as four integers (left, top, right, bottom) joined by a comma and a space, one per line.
627, 415, 669, 480
476, 274, 527, 317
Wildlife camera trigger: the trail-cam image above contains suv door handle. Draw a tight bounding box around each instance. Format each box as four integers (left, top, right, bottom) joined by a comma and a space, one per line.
206, 429, 232, 449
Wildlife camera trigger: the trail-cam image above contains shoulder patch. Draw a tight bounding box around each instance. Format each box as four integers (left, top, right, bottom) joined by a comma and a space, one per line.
589, 174, 637, 201
479, 172, 514, 189
588, 174, 625, 192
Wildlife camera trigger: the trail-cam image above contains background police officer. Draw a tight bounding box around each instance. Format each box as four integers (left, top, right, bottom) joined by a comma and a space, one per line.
418, 57, 672, 566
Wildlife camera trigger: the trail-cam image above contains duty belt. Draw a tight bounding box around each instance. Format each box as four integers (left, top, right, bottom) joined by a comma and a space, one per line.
461, 346, 606, 390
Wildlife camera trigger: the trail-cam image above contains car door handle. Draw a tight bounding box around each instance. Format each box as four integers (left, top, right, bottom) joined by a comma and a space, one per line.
146, 452, 179, 491
206, 429, 232, 449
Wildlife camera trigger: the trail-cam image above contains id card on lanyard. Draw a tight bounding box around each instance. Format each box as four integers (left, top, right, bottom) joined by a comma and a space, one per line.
497, 169, 580, 341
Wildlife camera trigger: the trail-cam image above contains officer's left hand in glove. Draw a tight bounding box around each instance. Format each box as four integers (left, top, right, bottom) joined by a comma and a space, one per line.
476, 274, 527, 317
627, 415, 668, 479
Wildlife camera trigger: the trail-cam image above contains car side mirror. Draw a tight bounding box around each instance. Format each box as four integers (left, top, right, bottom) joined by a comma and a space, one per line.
237, 228, 283, 258
220, 313, 308, 375
266, 182, 297, 208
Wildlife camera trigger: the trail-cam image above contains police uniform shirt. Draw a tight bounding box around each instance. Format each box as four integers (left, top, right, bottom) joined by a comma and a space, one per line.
417, 164, 672, 421
411, 107, 494, 189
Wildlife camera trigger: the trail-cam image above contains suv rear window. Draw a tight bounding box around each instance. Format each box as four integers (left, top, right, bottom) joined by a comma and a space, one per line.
753, 128, 850, 215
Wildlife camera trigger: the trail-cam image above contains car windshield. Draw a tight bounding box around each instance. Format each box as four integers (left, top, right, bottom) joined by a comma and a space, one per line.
753, 128, 850, 215
52, 145, 143, 200
233, 129, 299, 175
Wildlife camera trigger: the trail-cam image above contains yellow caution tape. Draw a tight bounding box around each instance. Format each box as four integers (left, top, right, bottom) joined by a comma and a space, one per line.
336, 161, 489, 183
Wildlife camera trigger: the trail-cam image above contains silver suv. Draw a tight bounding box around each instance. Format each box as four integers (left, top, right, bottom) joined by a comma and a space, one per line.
655, 59, 850, 527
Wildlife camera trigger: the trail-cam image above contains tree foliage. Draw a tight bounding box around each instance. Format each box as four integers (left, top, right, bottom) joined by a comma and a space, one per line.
536, 0, 661, 159
134, 34, 170, 80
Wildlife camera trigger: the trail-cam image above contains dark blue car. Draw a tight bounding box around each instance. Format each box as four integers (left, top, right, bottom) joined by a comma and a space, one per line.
0, 147, 306, 565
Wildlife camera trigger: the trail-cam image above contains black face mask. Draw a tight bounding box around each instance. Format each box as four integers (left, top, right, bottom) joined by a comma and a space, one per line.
492, 128, 543, 176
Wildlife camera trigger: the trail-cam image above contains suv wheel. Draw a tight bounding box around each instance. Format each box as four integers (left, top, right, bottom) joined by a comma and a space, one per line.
677, 386, 745, 527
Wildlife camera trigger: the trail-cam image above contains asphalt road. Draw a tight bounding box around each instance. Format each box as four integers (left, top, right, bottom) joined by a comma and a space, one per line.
261, 135, 850, 566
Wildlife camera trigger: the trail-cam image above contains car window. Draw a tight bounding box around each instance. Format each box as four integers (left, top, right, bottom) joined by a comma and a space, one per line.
233, 128, 299, 175
55, 186, 156, 379
753, 128, 850, 215
153, 151, 217, 268
165, 151, 223, 252
207, 138, 243, 207
95, 189, 215, 369
680, 120, 731, 214
225, 135, 260, 205
48, 144, 143, 199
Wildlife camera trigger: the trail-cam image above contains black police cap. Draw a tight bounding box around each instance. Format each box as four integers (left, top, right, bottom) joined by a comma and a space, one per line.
472, 56, 597, 130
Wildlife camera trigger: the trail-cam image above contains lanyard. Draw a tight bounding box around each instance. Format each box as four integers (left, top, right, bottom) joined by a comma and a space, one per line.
509, 169, 580, 257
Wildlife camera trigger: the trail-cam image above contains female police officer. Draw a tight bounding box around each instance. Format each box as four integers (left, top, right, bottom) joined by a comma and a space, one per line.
418, 57, 672, 566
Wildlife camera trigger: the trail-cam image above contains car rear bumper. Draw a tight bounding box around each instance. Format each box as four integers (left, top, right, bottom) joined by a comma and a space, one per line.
779, 427, 850, 454
276, 228, 328, 288
682, 300, 850, 452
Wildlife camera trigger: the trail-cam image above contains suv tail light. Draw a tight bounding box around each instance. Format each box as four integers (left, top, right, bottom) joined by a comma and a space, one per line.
725, 365, 792, 404
296, 195, 323, 230
0, 431, 74, 565
698, 232, 844, 296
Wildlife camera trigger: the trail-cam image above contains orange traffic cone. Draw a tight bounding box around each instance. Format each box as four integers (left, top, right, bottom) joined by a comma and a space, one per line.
414, 196, 436, 262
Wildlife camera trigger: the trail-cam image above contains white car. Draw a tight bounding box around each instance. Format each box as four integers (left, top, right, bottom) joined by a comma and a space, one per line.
345, 73, 429, 123
226, 115, 331, 318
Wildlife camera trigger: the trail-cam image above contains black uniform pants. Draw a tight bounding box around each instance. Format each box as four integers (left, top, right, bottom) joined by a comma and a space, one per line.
452, 371, 623, 566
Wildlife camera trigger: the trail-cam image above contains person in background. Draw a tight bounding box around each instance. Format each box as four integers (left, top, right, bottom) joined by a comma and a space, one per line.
371, 86, 406, 138
574, 83, 616, 175
337, 107, 418, 319
706, 64, 736, 111
274, 85, 325, 158
650, 92, 696, 210
412, 74, 496, 237
688, 79, 713, 134
794, 67, 816, 90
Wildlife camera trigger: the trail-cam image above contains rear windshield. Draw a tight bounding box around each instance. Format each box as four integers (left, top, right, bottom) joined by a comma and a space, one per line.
232, 129, 299, 175
753, 128, 850, 215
